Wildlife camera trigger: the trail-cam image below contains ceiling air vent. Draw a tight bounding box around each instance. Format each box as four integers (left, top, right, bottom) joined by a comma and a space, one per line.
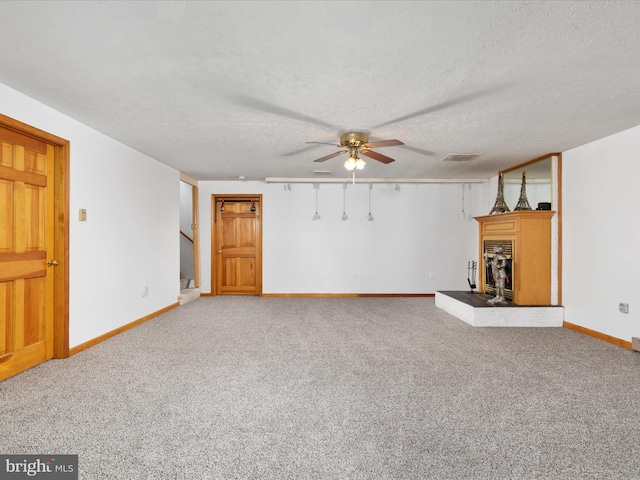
440, 153, 483, 162
313, 170, 333, 176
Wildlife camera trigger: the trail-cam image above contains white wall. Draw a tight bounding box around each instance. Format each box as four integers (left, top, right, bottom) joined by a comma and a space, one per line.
198, 180, 488, 294
0, 82, 180, 348
563, 124, 640, 342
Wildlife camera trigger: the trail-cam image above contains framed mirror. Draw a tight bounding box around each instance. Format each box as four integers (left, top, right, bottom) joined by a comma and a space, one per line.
502, 155, 552, 211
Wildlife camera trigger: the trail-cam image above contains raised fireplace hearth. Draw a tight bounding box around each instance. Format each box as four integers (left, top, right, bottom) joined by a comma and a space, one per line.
436, 291, 564, 327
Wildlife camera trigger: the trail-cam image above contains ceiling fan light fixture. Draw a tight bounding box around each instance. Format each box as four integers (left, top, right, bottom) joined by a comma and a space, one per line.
344, 156, 357, 171
310, 131, 401, 168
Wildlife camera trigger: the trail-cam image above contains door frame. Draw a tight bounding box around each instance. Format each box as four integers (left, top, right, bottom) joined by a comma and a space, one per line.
0, 114, 70, 359
180, 173, 200, 288
211, 194, 262, 296
192, 185, 200, 287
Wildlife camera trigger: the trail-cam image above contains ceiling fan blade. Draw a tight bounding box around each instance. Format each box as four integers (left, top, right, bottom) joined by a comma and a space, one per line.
360, 150, 396, 164
306, 141, 342, 147
313, 150, 348, 162
374, 81, 518, 128
228, 94, 342, 131
364, 139, 404, 148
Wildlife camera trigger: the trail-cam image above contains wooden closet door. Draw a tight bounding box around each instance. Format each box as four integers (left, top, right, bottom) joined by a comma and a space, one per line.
214, 198, 261, 295
0, 127, 55, 381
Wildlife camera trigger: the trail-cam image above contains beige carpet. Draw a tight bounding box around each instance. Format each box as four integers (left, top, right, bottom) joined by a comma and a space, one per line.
1, 296, 639, 479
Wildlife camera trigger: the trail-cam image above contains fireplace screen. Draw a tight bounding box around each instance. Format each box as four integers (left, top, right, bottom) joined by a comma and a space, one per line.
483, 240, 513, 301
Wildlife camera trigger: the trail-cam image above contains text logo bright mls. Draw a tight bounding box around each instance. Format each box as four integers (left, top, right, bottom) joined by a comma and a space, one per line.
1, 455, 77, 479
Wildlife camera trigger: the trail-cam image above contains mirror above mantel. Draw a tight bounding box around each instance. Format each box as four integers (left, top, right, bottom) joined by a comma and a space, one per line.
502, 155, 552, 211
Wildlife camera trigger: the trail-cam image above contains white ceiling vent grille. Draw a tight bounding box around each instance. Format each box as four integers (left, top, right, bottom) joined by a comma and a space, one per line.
440, 153, 483, 162
313, 170, 333, 176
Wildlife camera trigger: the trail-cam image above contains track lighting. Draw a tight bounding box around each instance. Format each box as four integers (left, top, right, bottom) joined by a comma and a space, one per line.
312, 183, 320, 221
341, 183, 348, 221
458, 182, 466, 219
368, 183, 374, 221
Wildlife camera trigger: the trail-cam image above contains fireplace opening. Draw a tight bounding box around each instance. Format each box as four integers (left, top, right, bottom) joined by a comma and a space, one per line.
483, 240, 513, 301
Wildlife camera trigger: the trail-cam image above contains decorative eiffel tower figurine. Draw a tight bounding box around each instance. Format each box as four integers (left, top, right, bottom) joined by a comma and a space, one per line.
489, 172, 510, 214
514, 171, 532, 211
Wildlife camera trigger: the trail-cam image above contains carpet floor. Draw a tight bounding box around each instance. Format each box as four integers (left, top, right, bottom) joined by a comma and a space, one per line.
1, 296, 639, 479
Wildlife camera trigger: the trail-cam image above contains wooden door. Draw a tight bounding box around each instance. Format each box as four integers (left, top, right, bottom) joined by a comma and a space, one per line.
0, 126, 56, 381
213, 196, 262, 295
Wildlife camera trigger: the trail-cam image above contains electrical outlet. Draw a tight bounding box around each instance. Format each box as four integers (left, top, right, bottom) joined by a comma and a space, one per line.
619, 303, 629, 314
142, 286, 148, 297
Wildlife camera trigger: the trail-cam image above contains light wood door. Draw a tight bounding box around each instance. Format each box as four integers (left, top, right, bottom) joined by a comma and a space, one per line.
0, 126, 55, 381
213, 196, 262, 295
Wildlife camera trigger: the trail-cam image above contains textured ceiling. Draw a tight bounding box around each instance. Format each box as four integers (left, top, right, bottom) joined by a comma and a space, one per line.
1, 1, 640, 181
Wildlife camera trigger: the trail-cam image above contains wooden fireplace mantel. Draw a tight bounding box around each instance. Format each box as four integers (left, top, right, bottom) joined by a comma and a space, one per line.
475, 210, 555, 305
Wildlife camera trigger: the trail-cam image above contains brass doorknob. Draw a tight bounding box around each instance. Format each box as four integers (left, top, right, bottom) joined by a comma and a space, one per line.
217, 251, 222, 254
47, 260, 59, 266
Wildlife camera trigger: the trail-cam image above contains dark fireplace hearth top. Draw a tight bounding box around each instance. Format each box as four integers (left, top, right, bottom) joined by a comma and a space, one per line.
438, 291, 555, 308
